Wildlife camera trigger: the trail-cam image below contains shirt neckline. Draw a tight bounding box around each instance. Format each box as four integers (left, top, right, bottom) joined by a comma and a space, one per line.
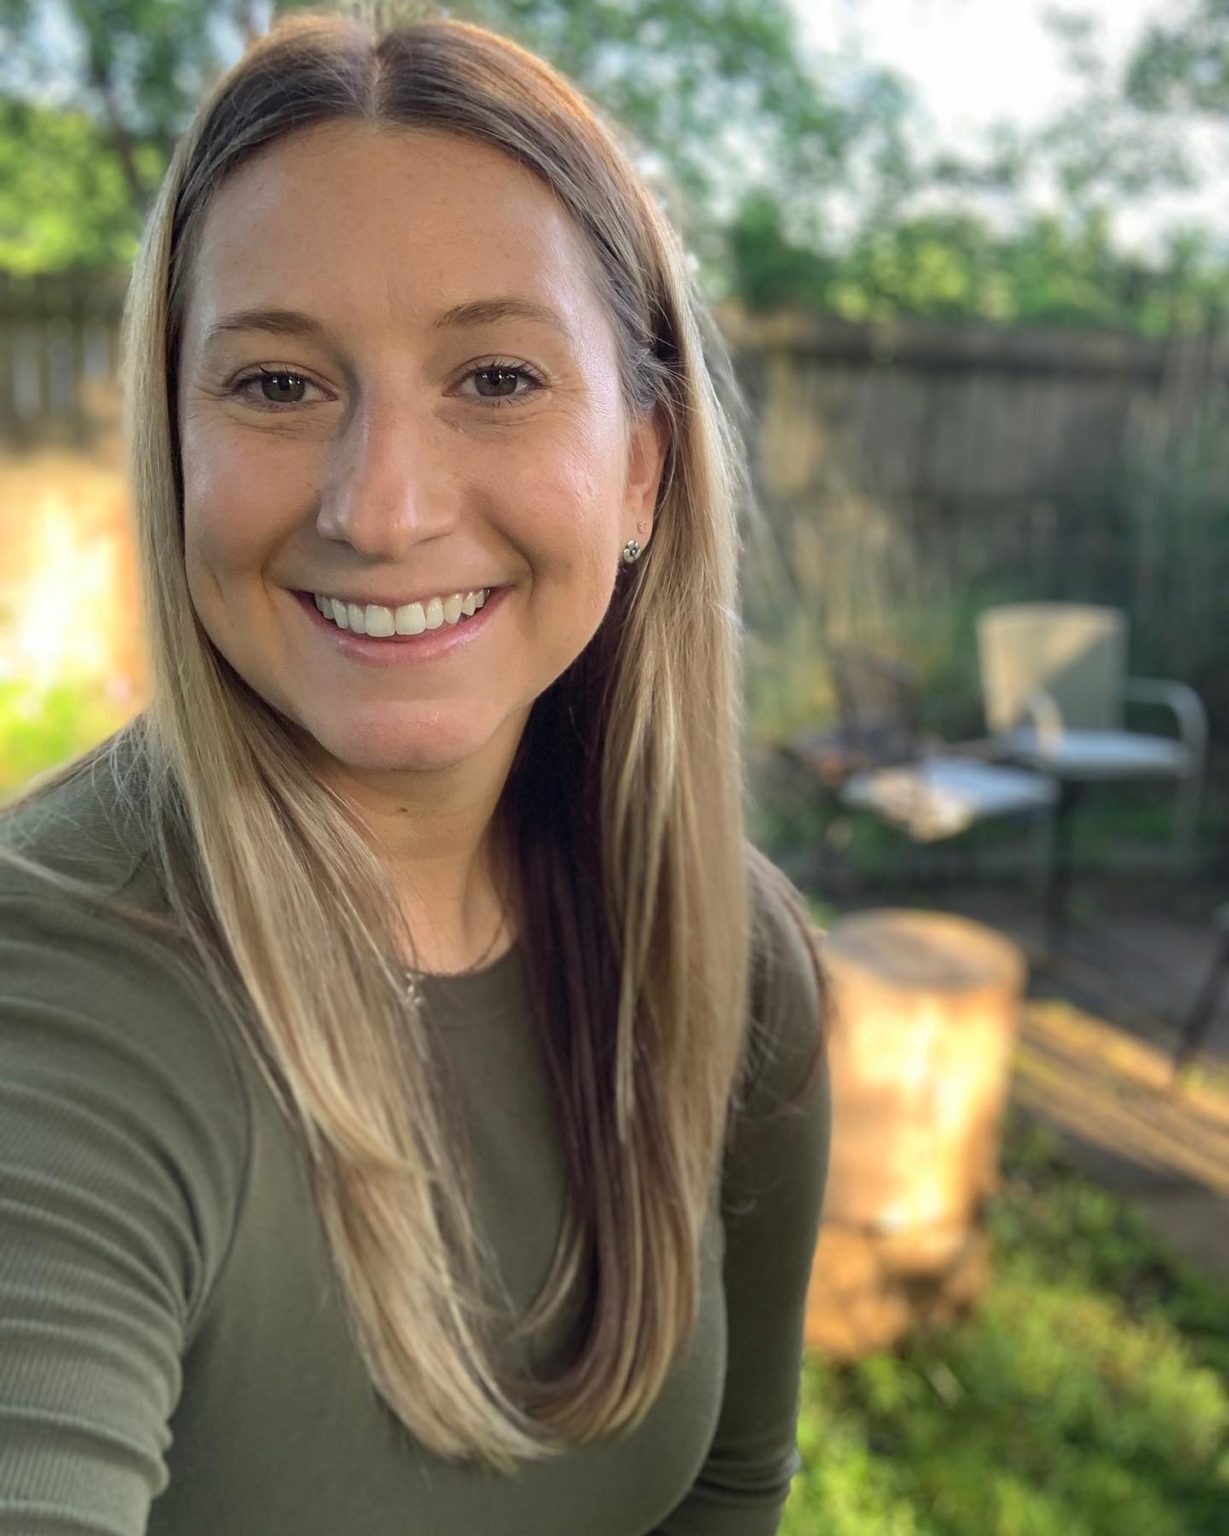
408, 939, 525, 1022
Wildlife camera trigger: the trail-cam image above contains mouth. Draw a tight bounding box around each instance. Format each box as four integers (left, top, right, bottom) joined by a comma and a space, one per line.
306, 586, 492, 637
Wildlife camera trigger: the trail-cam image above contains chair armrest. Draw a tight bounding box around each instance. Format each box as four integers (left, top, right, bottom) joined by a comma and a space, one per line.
1022, 688, 1065, 754
1124, 677, 1208, 764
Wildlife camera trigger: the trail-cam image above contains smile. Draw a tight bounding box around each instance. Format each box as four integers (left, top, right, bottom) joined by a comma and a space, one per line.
312, 587, 491, 637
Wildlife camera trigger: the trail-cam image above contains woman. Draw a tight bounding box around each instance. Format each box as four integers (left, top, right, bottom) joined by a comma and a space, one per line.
0, 12, 828, 1536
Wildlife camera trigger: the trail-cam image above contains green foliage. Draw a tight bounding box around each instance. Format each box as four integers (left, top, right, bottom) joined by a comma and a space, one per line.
781, 1116, 1229, 1536
721, 1, 1229, 335
729, 200, 1229, 336
0, 678, 129, 801
0, 0, 318, 263
7, 0, 1229, 332
0, 98, 148, 272
0, 0, 907, 279
1127, 0, 1229, 115
0, 0, 279, 175
475, 0, 856, 199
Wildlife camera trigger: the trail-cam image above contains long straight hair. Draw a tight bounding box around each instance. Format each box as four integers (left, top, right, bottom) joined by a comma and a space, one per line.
5, 12, 756, 1469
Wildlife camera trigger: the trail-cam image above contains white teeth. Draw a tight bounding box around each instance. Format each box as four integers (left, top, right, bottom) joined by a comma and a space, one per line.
312, 588, 490, 638
395, 602, 426, 636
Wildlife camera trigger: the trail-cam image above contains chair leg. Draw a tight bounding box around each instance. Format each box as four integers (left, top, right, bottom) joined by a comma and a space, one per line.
1173, 770, 1202, 876
1043, 782, 1082, 953
1029, 803, 1057, 902
1174, 928, 1229, 1073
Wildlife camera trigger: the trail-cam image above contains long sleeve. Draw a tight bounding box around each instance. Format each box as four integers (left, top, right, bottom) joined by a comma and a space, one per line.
0, 888, 249, 1536
652, 880, 830, 1536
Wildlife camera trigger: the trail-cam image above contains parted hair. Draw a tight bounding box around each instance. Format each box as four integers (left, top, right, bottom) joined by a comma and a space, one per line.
0, 10, 807, 1470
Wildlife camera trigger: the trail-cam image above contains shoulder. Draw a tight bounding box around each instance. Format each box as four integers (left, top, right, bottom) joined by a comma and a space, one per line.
1, 734, 250, 1333
739, 844, 829, 1118
0, 720, 165, 912
0, 721, 248, 1167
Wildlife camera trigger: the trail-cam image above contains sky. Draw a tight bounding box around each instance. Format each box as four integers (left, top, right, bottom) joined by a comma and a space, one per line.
794, 0, 1160, 136
789, 0, 1228, 250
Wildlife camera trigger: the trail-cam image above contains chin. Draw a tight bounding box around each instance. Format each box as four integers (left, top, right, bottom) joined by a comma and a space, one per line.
304, 703, 508, 778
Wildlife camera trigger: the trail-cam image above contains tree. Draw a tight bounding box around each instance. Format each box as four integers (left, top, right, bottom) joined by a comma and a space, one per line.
0, 0, 295, 267
1126, 0, 1229, 115
0, 0, 910, 281
472, 1, 911, 238
0, 98, 145, 273
8, 0, 1224, 338
0, 1, 278, 205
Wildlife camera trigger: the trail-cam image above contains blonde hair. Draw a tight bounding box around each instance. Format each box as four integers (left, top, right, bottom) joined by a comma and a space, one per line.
5, 12, 755, 1470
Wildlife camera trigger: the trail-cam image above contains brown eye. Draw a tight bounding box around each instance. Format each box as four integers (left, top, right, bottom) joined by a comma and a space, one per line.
472, 367, 522, 399
258, 371, 308, 404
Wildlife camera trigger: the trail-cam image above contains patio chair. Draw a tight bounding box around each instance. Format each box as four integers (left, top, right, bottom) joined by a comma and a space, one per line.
778, 647, 924, 790
976, 604, 1207, 872
826, 647, 1058, 857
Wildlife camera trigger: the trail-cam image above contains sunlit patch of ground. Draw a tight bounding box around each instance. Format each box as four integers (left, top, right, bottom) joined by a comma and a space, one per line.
1015, 1001, 1229, 1195
1011, 999, 1229, 1284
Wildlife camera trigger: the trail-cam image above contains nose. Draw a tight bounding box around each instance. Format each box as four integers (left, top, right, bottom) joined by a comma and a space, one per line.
315, 396, 458, 556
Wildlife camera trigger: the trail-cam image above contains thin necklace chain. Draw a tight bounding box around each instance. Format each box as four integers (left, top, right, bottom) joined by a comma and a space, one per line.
456, 910, 508, 973
402, 907, 510, 986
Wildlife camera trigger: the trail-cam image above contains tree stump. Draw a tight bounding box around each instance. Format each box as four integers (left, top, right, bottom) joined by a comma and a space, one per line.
806, 908, 1026, 1359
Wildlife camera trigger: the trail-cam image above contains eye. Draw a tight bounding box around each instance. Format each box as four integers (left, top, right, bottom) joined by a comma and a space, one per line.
229, 367, 328, 410
456, 361, 545, 406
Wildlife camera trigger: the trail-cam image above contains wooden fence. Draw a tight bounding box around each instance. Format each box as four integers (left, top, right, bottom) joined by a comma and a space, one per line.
722, 308, 1229, 737
0, 271, 127, 450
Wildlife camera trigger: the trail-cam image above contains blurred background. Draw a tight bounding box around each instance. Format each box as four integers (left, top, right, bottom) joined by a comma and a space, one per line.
1, 1, 1226, 1530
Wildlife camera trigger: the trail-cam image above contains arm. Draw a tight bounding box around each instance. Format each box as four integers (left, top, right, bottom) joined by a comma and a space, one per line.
0, 890, 247, 1535
652, 871, 830, 1535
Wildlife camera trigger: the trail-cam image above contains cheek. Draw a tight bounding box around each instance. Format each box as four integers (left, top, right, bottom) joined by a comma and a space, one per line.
511, 415, 628, 565
180, 419, 315, 580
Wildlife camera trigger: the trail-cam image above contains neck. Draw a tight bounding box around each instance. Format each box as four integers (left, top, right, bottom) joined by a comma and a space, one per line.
314, 733, 522, 975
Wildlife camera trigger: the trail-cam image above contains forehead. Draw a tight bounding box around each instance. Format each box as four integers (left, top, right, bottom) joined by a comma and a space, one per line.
184, 121, 609, 342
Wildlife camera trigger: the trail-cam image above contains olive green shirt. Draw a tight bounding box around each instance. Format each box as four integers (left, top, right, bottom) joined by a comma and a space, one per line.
0, 751, 828, 1535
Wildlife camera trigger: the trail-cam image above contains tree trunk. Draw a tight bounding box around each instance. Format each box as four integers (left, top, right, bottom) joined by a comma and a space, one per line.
806, 908, 1026, 1359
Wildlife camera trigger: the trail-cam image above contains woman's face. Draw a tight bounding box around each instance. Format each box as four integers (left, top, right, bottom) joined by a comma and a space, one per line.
177, 122, 664, 783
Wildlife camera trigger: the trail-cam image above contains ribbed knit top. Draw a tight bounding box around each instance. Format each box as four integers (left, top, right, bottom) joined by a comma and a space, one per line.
0, 739, 828, 1536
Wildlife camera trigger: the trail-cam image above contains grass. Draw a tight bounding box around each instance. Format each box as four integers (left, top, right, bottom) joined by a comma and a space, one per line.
781, 1113, 1229, 1536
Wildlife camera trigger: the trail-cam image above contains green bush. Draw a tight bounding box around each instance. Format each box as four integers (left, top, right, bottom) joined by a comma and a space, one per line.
782, 1116, 1229, 1536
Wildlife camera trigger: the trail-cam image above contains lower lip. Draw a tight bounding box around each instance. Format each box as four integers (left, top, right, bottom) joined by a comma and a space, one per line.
292, 588, 506, 668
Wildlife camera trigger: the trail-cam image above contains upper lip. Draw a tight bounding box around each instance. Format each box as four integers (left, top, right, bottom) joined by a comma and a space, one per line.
300, 584, 494, 609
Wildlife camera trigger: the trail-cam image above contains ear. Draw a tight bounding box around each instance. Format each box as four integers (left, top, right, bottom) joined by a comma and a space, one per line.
623, 406, 669, 547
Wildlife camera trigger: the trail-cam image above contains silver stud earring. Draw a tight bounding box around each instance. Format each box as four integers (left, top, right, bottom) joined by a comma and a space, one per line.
621, 538, 642, 566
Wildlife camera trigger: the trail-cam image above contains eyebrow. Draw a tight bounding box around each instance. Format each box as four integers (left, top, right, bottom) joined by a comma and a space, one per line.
434, 297, 573, 338
203, 297, 573, 347
204, 308, 328, 345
